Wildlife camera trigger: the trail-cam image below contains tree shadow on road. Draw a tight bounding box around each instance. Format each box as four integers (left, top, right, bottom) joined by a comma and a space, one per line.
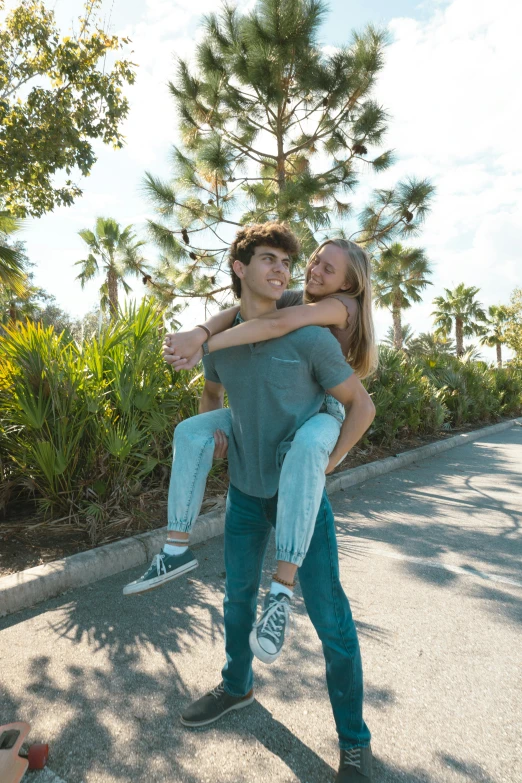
333, 430, 522, 608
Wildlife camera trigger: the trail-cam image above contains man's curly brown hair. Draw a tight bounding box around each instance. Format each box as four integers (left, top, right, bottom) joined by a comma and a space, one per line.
228, 222, 300, 298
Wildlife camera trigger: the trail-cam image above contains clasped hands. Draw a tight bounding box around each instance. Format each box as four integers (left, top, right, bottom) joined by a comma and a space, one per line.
162, 327, 206, 371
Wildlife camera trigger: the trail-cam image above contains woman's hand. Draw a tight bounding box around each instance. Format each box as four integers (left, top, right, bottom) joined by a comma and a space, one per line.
163, 328, 206, 362
213, 429, 228, 460
165, 348, 204, 371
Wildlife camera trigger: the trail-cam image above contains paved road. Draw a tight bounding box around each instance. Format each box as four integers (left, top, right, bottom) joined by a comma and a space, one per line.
1, 426, 521, 783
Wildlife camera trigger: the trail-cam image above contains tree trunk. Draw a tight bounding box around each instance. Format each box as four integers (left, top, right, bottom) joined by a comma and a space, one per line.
455, 317, 464, 357
8, 302, 17, 322
496, 342, 502, 368
107, 266, 119, 320
392, 301, 402, 350
276, 109, 286, 202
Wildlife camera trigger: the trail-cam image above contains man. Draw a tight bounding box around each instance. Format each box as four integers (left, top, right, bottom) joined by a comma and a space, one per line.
176, 223, 375, 782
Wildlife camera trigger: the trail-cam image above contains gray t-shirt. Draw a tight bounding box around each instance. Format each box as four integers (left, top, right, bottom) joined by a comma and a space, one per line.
202, 320, 353, 498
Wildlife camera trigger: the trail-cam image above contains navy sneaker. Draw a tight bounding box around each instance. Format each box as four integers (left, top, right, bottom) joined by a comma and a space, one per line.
249, 591, 293, 664
123, 548, 198, 595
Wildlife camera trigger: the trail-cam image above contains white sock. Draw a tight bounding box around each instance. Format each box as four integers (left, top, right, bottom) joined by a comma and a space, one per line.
270, 580, 293, 599
164, 542, 188, 556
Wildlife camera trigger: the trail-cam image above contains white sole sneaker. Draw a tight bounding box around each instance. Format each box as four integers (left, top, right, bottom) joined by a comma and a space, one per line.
122, 559, 198, 596
248, 627, 281, 664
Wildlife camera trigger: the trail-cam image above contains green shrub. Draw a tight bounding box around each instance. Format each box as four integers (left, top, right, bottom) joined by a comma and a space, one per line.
1, 309, 521, 539
0, 300, 202, 541
365, 347, 447, 445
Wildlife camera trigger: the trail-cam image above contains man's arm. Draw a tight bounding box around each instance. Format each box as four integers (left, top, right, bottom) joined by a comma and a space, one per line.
199, 379, 225, 413
325, 374, 375, 473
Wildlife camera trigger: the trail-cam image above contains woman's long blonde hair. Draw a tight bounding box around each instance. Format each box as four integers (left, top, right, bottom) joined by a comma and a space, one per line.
304, 239, 378, 379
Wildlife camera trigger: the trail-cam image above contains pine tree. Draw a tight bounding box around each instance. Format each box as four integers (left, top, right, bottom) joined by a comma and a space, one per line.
144, 0, 434, 308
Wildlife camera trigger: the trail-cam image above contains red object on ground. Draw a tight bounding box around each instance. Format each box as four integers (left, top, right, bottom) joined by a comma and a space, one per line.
27, 743, 49, 770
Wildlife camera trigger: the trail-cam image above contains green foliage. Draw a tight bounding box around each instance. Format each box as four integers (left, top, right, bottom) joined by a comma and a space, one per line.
0, 212, 26, 294
0, 0, 136, 217
382, 323, 414, 349
364, 346, 522, 445
0, 245, 75, 330
1, 308, 520, 539
0, 300, 203, 542
504, 288, 522, 358
365, 346, 446, 444
145, 0, 434, 307
407, 331, 455, 358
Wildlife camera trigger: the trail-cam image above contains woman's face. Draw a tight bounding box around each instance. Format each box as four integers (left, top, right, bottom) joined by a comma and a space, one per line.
305, 243, 350, 298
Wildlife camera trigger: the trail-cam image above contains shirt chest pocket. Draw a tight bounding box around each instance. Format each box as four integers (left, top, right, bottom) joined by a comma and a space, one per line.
268, 356, 301, 389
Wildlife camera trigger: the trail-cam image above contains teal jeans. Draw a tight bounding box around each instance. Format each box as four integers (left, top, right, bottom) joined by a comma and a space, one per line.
222, 483, 371, 750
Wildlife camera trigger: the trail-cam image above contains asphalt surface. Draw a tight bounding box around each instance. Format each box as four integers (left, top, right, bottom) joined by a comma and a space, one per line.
1, 425, 521, 783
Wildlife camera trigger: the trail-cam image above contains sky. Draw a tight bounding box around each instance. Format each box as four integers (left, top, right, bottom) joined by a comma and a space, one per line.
6, 0, 522, 359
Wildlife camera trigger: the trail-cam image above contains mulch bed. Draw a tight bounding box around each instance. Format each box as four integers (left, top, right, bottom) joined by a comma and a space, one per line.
0, 422, 500, 577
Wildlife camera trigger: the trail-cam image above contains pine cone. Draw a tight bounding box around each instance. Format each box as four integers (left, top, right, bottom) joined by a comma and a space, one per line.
322, 97, 329, 107
208, 199, 214, 205
189, 252, 198, 260
353, 143, 368, 155
142, 274, 152, 285
403, 209, 414, 223
181, 228, 189, 244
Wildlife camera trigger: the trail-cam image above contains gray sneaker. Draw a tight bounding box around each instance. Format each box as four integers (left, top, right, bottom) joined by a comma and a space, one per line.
249, 591, 292, 664
122, 548, 198, 595
335, 745, 373, 781
180, 682, 254, 727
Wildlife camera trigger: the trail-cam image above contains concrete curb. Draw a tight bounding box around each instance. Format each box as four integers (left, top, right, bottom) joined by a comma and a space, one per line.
1, 417, 521, 618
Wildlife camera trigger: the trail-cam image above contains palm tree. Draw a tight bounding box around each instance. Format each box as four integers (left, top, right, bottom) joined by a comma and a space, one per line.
373, 243, 432, 350
76, 218, 148, 319
0, 211, 26, 296
479, 304, 509, 367
432, 284, 486, 358
407, 331, 455, 357
382, 323, 414, 350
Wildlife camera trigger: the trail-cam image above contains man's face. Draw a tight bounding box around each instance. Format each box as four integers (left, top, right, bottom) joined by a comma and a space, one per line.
233, 245, 291, 301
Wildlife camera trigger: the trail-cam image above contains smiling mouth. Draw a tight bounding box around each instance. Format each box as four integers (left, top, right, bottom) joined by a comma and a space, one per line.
267, 279, 284, 287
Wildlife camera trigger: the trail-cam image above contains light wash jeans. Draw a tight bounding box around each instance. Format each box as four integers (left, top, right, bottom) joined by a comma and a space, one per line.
167, 395, 344, 567
222, 483, 371, 750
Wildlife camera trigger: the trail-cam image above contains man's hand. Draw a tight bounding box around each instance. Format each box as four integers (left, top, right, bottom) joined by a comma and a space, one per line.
163, 328, 206, 363
325, 375, 376, 470
213, 429, 229, 460
325, 455, 338, 475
